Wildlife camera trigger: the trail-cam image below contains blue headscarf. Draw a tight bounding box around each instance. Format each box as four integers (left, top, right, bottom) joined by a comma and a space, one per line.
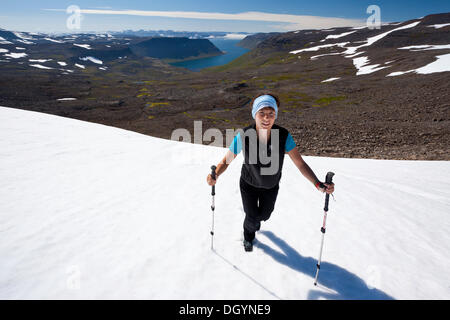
252, 94, 278, 119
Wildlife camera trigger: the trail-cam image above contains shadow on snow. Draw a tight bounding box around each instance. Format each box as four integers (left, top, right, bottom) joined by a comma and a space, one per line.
255, 230, 394, 300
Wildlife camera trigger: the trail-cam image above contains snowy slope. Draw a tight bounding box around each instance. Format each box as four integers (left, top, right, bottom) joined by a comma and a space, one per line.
0, 107, 449, 300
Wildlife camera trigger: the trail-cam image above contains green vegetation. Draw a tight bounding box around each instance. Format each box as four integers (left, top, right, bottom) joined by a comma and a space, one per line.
259, 52, 298, 67
278, 91, 314, 109
244, 73, 312, 91
258, 73, 306, 82
183, 111, 195, 118
146, 102, 170, 108
204, 115, 231, 123
143, 80, 158, 85
137, 92, 152, 98
312, 95, 346, 107
189, 84, 207, 90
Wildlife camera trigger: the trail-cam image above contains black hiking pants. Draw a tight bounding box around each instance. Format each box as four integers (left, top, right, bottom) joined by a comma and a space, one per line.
240, 176, 280, 242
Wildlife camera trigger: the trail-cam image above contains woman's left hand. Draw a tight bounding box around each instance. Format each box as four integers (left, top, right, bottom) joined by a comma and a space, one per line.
319, 182, 334, 194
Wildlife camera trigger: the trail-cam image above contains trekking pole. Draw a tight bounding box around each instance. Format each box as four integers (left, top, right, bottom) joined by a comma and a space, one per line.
314, 171, 335, 286
210, 165, 217, 250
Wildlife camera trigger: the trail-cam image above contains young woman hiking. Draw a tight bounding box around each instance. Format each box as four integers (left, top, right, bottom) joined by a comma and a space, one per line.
206, 93, 335, 252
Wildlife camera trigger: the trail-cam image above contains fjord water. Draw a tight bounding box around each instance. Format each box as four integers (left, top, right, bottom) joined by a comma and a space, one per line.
169, 39, 249, 71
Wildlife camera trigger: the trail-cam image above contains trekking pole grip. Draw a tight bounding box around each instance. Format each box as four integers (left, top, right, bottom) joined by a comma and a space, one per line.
324, 172, 335, 212
211, 165, 216, 196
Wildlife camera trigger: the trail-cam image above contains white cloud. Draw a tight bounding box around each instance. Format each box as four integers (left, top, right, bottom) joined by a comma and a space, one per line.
223, 33, 248, 40
43, 8, 365, 30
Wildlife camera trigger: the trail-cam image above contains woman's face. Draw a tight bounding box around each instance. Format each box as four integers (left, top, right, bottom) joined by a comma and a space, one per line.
255, 107, 276, 130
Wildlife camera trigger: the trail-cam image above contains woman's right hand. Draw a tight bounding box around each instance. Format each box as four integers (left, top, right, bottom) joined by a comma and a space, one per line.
206, 173, 217, 186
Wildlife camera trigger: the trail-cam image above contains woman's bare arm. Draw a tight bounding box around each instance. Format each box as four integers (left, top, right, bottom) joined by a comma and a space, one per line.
216, 149, 237, 176
288, 148, 320, 186
287, 148, 335, 194
206, 150, 237, 185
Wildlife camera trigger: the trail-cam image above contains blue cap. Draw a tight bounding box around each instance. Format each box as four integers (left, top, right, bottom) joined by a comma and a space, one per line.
252, 95, 278, 119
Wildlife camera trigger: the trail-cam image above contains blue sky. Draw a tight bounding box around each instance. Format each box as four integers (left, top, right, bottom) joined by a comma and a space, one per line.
1, 0, 449, 33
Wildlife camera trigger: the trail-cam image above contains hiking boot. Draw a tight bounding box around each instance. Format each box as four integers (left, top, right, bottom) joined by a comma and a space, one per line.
243, 239, 253, 252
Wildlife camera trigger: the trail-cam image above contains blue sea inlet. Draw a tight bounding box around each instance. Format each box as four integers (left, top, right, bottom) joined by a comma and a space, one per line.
168, 39, 250, 71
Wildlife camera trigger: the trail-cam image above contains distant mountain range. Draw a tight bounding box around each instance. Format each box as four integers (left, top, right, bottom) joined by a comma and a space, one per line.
224, 12, 450, 78
0, 29, 227, 66
130, 37, 223, 61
